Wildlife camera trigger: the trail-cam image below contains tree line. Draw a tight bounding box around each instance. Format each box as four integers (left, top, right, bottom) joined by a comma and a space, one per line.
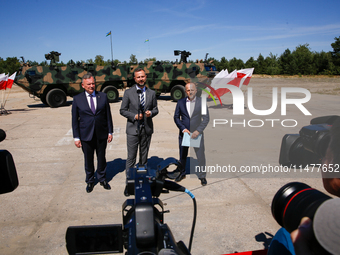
1, 37, 339, 76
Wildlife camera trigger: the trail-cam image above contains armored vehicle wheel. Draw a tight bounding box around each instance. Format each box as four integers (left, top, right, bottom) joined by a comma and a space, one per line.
46, 88, 66, 108
103, 86, 119, 103
171, 85, 185, 102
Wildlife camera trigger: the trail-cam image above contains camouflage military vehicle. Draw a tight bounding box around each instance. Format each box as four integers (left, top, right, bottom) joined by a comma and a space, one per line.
130, 50, 217, 101
15, 51, 130, 107
15, 50, 217, 107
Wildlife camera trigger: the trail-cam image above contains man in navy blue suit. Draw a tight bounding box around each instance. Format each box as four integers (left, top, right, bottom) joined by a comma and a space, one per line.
174, 83, 209, 186
72, 73, 113, 193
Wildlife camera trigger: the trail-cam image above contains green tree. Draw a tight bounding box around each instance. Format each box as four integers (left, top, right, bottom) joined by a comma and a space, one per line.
330, 36, 340, 74
129, 54, 137, 64
143, 57, 156, 63
313, 51, 335, 75
256, 54, 266, 74
292, 44, 314, 75
0, 57, 21, 76
229, 57, 244, 71
39, 61, 48, 66
265, 53, 280, 75
86, 58, 94, 64
279, 49, 297, 75
94, 55, 105, 66
217, 57, 229, 71
245, 57, 258, 70
110, 59, 121, 66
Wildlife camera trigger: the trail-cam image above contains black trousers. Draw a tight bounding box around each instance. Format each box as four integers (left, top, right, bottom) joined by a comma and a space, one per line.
81, 133, 107, 184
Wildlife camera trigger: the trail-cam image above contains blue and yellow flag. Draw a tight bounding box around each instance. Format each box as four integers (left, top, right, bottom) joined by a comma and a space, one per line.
106, 31, 111, 37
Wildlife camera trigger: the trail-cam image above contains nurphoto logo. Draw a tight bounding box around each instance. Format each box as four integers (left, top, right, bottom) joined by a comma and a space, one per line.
200, 84, 312, 128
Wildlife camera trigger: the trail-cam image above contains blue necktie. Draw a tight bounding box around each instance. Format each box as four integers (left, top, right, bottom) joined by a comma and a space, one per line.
89, 94, 95, 114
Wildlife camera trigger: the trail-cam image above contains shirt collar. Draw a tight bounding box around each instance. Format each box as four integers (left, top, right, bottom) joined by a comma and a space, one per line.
186, 96, 196, 102
85, 91, 96, 97
136, 84, 146, 92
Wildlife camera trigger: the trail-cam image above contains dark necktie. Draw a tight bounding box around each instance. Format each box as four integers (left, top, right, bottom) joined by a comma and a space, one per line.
140, 92, 145, 112
89, 94, 95, 114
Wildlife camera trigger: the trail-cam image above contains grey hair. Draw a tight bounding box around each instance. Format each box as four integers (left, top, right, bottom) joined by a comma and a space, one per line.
82, 72, 95, 83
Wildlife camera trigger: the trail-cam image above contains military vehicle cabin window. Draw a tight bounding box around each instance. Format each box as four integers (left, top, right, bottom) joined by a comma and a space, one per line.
205, 66, 217, 71
28, 71, 36, 76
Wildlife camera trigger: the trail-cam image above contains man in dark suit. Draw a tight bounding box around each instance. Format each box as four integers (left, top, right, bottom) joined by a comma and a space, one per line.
120, 68, 158, 174
72, 72, 113, 193
174, 83, 209, 186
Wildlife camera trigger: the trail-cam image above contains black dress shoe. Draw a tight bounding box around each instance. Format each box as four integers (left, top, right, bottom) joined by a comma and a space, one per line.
124, 186, 130, 197
175, 173, 186, 182
100, 181, 111, 190
86, 183, 94, 193
200, 178, 207, 186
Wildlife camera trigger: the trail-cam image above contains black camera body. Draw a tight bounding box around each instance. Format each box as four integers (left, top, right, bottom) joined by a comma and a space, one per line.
66, 158, 192, 255
279, 115, 339, 166
0, 129, 19, 195
275, 116, 340, 254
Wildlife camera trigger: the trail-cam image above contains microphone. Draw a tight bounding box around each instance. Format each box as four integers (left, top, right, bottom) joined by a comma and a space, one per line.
0, 129, 6, 143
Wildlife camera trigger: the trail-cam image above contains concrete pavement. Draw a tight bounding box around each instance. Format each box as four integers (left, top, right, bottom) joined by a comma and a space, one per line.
0, 77, 339, 254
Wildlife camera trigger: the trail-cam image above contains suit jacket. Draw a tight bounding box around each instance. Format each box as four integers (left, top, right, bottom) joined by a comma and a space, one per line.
174, 96, 209, 136
120, 85, 158, 135
72, 91, 113, 141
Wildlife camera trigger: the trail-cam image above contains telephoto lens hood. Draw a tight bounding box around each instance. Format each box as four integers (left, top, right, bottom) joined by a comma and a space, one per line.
271, 182, 337, 254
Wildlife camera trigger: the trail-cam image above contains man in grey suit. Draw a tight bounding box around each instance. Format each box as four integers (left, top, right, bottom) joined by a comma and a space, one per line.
120, 68, 158, 174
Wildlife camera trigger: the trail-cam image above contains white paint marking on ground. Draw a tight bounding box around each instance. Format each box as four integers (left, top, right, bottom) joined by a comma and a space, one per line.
56, 127, 121, 147
55, 128, 73, 146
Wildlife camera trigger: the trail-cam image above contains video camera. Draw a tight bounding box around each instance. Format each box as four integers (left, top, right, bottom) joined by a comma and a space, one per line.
66, 158, 196, 255
0, 129, 19, 195
279, 115, 340, 167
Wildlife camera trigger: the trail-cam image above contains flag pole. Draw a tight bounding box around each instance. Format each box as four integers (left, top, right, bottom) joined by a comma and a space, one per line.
4, 87, 12, 109
148, 41, 150, 57
0, 91, 4, 115
110, 32, 113, 63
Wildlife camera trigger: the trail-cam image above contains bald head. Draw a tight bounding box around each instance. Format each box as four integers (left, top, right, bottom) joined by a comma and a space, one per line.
185, 83, 197, 100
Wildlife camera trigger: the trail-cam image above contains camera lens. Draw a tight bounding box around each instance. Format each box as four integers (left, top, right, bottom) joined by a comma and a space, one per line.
271, 182, 331, 233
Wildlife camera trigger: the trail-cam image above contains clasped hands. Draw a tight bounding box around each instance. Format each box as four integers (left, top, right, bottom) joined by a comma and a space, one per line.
135, 110, 151, 120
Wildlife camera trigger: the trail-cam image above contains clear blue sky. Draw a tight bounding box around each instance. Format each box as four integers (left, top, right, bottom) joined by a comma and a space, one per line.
1, 0, 340, 64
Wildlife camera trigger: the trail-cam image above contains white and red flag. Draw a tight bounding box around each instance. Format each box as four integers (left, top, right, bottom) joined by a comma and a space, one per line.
6, 72, 17, 89
0, 74, 8, 90
210, 68, 254, 98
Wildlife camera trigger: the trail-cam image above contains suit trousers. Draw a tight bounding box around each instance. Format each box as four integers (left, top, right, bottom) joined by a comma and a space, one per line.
126, 127, 151, 173
178, 134, 206, 179
81, 133, 107, 183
